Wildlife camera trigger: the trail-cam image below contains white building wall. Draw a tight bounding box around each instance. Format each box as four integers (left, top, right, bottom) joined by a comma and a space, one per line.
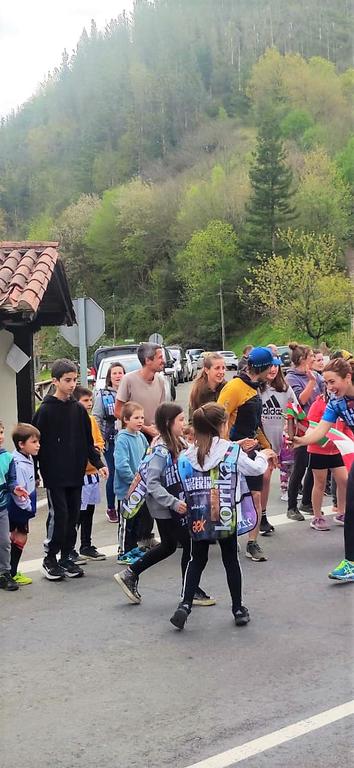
0, 329, 18, 449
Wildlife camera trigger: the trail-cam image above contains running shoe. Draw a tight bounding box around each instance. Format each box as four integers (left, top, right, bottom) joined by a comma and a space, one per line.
310, 516, 331, 531
41, 556, 65, 581
287, 508, 305, 521
192, 587, 216, 606
58, 558, 84, 578
332, 505, 338, 513
0, 571, 19, 591
299, 503, 313, 515
333, 514, 345, 526
13, 572, 32, 585
233, 606, 250, 626
260, 513, 274, 536
280, 491, 288, 502
114, 568, 141, 603
246, 541, 267, 561
69, 549, 87, 564
80, 546, 106, 561
328, 559, 354, 582
170, 603, 189, 630
106, 508, 119, 523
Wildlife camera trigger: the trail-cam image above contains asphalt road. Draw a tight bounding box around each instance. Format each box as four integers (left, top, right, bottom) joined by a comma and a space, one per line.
1, 378, 353, 768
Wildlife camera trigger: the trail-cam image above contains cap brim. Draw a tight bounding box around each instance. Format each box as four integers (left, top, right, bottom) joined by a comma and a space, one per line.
273, 357, 282, 365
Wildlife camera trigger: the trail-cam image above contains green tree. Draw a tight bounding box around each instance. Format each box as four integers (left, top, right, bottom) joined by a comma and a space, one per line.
244, 113, 295, 258
295, 149, 352, 244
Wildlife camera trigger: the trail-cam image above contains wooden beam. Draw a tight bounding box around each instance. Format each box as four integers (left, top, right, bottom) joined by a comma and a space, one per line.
13, 327, 35, 422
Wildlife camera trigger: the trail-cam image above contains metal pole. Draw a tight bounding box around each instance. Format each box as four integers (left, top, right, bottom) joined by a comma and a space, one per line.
78, 297, 88, 386
219, 279, 226, 350
112, 292, 116, 345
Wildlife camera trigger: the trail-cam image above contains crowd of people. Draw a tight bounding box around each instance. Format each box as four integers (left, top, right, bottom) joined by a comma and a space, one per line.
1, 340, 353, 631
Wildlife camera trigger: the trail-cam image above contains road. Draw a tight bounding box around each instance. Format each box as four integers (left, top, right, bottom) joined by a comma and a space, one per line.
1, 378, 353, 768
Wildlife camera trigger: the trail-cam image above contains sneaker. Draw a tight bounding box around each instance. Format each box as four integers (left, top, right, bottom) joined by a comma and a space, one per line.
13, 572, 33, 585
80, 546, 106, 561
69, 549, 87, 565
106, 508, 119, 523
192, 587, 216, 606
246, 541, 267, 561
287, 508, 305, 521
0, 571, 19, 591
299, 503, 313, 515
328, 559, 354, 582
138, 537, 160, 549
280, 491, 288, 502
114, 568, 141, 603
58, 558, 84, 578
170, 603, 189, 630
41, 556, 65, 581
260, 513, 274, 536
334, 514, 345, 526
332, 505, 338, 513
233, 606, 250, 626
117, 553, 136, 565
310, 516, 331, 531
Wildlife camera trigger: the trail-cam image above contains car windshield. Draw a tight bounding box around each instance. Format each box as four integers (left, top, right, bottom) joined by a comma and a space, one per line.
168, 349, 180, 361
99, 356, 141, 379
188, 349, 204, 356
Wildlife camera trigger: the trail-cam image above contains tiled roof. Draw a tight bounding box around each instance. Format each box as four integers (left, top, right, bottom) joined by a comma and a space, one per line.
0, 242, 60, 314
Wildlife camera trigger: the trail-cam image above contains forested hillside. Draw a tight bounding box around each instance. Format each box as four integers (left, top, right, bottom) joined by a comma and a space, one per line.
1, 0, 353, 348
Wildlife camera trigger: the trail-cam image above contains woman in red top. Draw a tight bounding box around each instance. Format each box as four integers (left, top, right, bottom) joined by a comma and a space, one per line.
307, 395, 348, 531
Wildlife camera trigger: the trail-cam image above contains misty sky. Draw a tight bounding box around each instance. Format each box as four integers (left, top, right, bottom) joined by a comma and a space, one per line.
0, 0, 134, 117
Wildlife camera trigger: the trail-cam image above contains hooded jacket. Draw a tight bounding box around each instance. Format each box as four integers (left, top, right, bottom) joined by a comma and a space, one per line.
0, 448, 17, 511
32, 395, 104, 488
7, 450, 36, 523
285, 369, 325, 414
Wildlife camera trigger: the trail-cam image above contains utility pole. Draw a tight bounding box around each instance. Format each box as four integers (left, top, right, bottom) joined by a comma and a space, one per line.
219, 279, 226, 350
112, 292, 116, 344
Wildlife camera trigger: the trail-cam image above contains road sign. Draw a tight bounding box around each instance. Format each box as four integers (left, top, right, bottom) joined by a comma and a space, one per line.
149, 332, 163, 345
60, 297, 105, 386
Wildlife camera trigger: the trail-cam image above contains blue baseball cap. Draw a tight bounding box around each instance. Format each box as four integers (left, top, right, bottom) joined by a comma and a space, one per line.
248, 346, 282, 370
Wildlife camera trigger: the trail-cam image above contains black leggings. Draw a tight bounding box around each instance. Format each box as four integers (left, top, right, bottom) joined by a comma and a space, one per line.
345, 463, 354, 561
130, 518, 191, 583
287, 446, 313, 510
78, 504, 94, 549
182, 535, 242, 613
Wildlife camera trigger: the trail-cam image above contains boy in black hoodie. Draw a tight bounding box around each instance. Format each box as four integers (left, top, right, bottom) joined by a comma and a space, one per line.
33, 359, 108, 581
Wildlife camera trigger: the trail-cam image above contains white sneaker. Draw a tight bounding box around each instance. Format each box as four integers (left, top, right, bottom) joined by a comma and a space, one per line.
280, 491, 288, 502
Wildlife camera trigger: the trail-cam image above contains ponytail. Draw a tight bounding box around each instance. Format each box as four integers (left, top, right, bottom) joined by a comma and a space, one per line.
192, 403, 228, 468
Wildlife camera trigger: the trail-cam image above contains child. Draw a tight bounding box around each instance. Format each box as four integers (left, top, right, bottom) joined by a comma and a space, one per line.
0, 421, 29, 591
183, 424, 195, 444
114, 401, 149, 561
72, 386, 106, 561
114, 403, 215, 607
7, 423, 40, 584
169, 403, 276, 630
32, 359, 108, 581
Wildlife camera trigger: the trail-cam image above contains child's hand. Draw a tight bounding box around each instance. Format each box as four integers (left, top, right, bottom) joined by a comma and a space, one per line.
237, 438, 258, 453
14, 486, 29, 499
99, 467, 109, 479
259, 448, 278, 467
176, 501, 187, 515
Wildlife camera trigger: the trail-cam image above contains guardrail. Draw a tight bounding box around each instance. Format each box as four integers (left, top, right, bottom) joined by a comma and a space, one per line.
34, 379, 54, 402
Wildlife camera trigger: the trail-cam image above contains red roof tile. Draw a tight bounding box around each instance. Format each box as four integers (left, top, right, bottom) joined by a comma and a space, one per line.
0, 242, 60, 314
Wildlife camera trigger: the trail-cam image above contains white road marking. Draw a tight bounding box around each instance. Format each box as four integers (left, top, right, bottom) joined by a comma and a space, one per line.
183, 700, 354, 768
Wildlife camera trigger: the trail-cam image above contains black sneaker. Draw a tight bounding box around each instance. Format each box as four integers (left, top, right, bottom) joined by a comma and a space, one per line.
234, 606, 250, 626
0, 571, 19, 591
287, 508, 305, 521
41, 556, 65, 581
80, 546, 106, 561
260, 513, 274, 536
59, 558, 84, 578
114, 568, 141, 603
246, 541, 267, 561
299, 503, 314, 515
69, 549, 87, 565
192, 587, 216, 606
170, 603, 190, 630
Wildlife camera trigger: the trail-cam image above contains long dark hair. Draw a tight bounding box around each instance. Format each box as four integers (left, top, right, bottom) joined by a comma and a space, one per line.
105, 362, 126, 388
324, 358, 354, 383
155, 402, 184, 459
192, 403, 228, 468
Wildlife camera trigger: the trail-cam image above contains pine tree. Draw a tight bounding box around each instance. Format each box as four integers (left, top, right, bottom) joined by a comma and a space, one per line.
244, 113, 296, 259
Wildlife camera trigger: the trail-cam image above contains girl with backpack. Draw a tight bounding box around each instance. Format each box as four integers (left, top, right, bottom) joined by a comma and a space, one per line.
170, 403, 276, 630
114, 402, 214, 607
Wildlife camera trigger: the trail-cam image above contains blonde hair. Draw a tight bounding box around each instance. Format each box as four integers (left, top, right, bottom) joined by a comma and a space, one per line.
189, 353, 225, 413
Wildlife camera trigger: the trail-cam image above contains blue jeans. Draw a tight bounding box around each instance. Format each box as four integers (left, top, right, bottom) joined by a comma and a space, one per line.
104, 441, 116, 510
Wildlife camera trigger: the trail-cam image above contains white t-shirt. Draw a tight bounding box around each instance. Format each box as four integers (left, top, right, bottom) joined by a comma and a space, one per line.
261, 385, 297, 455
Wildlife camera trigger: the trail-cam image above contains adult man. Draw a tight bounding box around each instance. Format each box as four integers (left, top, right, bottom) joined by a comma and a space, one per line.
237, 345, 253, 373
218, 347, 279, 562
115, 343, 166, 545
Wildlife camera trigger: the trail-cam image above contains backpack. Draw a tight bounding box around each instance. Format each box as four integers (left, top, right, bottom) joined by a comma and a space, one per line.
100, 389, 117, 442
177, 444, 257, 541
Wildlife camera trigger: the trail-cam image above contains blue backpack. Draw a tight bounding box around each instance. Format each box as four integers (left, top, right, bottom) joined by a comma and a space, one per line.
121, 445, 187, 527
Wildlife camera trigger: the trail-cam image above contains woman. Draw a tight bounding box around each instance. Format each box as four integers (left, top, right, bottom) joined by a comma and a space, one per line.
260, 362, 297, 533
93, 362, 125, 523
189, 353, 226, 419
285, 342, 325, 521
292, 358, 354, 581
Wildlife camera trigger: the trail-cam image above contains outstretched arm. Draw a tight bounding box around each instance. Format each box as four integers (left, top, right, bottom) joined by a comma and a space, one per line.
293, 419, 334, 447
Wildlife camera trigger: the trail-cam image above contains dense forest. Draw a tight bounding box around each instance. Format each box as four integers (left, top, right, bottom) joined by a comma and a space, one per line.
1, 0, 354, 350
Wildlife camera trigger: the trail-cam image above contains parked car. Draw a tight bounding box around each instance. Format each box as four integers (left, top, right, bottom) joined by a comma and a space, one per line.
93, 347, 176, 400
167, 346, 189, 383
277, 345, 292, 368
186, 348, 205, 363
217, 350, 238, 370
186, 351, 197, 380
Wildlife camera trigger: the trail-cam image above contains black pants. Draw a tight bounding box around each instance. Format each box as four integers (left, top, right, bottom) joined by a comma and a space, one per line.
78, 505, 94, 549
45, 487, 82, 559
121, 502, 152, 553
288, 446, 313, 510
345, 463, 354, 561
182, 535, 242, 613
130, 518, 191, 582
